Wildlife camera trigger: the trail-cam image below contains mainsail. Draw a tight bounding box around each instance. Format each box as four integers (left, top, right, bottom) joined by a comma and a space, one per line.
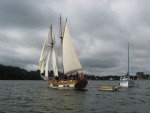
62, 22, 82, 74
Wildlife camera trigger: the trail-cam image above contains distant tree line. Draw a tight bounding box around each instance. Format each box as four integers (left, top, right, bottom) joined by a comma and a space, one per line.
136, 72, 150, 80
0, 64, 41, 80
86, 75, 121, 80
86, 75, 138, 80
0, 64, 150, 80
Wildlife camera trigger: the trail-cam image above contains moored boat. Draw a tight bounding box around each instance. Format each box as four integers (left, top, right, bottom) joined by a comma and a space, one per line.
119, 40, 135, 87
119, 76, 134, 87
98, 86, 119, 91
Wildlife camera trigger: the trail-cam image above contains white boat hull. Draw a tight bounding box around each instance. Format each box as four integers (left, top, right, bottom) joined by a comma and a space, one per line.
119, 80, 135, 87
49, 83, 75, 89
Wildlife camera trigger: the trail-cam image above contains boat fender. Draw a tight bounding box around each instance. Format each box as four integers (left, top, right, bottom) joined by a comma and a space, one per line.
80, 74, 84, 79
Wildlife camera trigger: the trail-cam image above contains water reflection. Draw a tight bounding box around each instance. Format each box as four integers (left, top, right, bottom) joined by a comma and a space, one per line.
36, 87, 88, 112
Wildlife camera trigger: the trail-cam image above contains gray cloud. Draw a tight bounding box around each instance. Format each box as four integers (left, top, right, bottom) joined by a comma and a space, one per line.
0, 0, 150, 76
0, 0, 57, 29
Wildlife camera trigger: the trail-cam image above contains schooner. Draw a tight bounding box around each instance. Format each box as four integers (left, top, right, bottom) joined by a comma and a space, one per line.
39, 16, 88, 89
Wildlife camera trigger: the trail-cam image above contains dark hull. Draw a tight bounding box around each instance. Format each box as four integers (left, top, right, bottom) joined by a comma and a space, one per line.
75, 79, 88, 89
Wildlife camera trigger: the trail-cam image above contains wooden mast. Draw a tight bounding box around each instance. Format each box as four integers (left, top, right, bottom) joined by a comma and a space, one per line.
60, 15, 63, 39
59, 15, 64, 75
50, 24, 54, 77
50, 24, 53, 45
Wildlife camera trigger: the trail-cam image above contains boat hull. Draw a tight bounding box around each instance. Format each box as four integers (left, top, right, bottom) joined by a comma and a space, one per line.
119, 80, 135, 87
48, 79, 88, 89
98, 86, 119, 91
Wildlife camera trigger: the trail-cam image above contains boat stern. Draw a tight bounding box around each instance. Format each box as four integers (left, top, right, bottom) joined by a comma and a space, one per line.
75, 79, 88, 89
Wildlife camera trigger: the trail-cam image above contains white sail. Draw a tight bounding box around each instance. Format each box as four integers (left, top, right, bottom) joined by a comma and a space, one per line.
45, 50, 51, 77
39, 38, 47, 70
41, 51, 49, 74
62, 22, 82, 74
52, 40, 58, 76
41, 60, 45, 74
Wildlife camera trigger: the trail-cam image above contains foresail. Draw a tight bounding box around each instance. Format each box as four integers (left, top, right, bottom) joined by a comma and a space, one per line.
45, 50, 51, 77
41, 51, 49, 74
39, 38, 47, 70
63, 22, 82, 74
52, 42, 58, 76
41, 60, 45, 74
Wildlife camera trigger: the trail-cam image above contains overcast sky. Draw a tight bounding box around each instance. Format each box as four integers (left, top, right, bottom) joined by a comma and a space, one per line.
0, 0, 150, 76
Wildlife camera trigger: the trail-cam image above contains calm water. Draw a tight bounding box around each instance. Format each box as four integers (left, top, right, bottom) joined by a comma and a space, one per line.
0, 80, 150, 113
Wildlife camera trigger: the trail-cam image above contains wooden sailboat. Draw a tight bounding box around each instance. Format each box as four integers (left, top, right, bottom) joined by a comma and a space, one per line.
39, 16, 88, 89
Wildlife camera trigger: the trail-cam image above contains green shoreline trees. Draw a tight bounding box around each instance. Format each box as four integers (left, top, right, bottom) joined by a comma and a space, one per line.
0, 64, 41, 80
0, 64, 149, 80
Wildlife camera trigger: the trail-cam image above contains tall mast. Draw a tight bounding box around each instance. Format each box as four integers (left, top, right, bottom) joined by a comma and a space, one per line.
128, 40, 129, 76
59, 15, 64, 74
60, 15, 63, 39
50, 24, 53, 44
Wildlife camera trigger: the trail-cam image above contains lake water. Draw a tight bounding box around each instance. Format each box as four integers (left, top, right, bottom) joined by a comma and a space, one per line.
0, 80, 150, 113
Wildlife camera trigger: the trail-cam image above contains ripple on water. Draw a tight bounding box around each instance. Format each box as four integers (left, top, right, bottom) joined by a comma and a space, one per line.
0, 80, 150, 113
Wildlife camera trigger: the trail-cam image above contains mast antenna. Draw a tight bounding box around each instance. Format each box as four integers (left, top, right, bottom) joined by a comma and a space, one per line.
128, 34, 129, 76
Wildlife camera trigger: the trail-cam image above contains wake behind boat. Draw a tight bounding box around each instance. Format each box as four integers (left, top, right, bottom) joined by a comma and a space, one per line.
39, 16, 88, 89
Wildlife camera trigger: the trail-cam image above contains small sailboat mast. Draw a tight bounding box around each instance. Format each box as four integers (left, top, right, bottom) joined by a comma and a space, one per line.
128, 40, 129, 76
126, 39, 129, 77
119, 38, 135, 87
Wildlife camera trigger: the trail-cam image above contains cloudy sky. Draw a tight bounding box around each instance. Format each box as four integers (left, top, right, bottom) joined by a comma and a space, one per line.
0, 0, 150, 76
